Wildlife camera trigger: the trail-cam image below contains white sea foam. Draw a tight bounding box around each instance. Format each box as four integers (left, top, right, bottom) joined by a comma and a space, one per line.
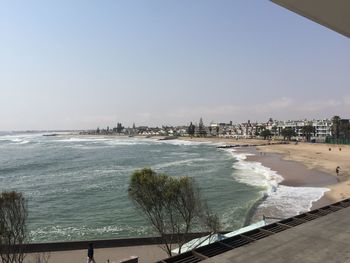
0, 133, 48, 145
58, 137, 109, 143
226, 149, 329, 217
57, 137, 152, 146
104, 140, 150, 146
30, 224, 150, 242
257, 185, 329, 218
157, 139, 209, 146
0, 136, 30, 144
12, 138, 31, 144
154, 158, 210, 169
227, 150, 283, 195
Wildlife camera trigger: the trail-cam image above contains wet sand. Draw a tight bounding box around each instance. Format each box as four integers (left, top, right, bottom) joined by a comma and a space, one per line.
245, 148, 336, 209
178, 137, 350, 206
256, 142, 350, 203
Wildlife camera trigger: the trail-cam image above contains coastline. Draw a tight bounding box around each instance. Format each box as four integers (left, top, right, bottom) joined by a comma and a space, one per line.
64, 134, 349, 214
70, 134, 349, 211
244, 148, 335, 210
255, 142, 350, 204
175, 136, 350, 219
13, 134, 350, 262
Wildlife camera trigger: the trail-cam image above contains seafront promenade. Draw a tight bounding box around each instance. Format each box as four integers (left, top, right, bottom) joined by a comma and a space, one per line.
24, 233, 209, 263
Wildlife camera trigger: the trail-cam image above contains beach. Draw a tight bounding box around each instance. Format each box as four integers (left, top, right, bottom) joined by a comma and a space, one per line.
62, 134, 350, 212
52, 134, 350, 222
179, 137, 350, 204
255, 142, 350, 203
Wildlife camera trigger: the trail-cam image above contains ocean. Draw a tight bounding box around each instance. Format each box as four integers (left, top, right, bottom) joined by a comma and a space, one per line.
0, 132, 328, 243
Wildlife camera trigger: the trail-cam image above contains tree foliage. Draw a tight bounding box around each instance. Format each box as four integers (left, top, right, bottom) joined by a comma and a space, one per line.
331, 115, 350, 139
332, 115, 341, 139
187, 122, 195, 137
342, 123, 350, 139
281, 127, 297, 141
0, 191, 27, 263
301, 124, 315, 142
259, 129, 272, 140
116, 122, 124, 134
271, 126, 278, 136
128, 168, 219, 256
197, 118, 206, 137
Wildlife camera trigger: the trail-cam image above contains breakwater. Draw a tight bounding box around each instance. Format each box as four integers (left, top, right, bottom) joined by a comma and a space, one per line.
217, 142, 289, 149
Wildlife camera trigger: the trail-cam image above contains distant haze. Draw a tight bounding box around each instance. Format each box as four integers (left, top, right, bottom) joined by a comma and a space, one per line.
1, 1, 349, 130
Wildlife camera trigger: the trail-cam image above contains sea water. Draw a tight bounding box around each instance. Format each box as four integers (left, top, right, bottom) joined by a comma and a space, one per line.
0, 132, 328, 242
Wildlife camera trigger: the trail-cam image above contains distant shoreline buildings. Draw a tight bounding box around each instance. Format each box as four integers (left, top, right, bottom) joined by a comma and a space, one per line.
80, 117, 350, 143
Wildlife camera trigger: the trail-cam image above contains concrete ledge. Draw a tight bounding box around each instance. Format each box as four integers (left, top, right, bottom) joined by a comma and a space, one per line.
14, 232, 215, 253
120, 255, 138, 263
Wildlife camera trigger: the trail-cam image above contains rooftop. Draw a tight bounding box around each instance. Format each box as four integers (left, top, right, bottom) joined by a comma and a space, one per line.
271, 0, 350, 38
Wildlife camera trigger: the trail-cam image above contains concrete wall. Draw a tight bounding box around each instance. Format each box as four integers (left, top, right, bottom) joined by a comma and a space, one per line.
15, 232, 214, 253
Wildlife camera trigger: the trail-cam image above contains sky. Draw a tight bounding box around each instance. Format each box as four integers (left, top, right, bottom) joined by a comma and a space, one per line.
1, 1, 349, 130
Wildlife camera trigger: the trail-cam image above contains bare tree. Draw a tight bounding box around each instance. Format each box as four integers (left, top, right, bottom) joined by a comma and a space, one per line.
30, 252, 51, 263
0, 191, 28, 263
128, 168, 219, 256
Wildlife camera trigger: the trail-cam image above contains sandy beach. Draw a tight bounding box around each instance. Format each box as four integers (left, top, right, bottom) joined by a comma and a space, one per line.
178, 137, 350, 204
255, 142, 350, 202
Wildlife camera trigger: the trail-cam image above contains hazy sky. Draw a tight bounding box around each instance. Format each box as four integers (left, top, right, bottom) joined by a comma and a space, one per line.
1, 1, 349, 130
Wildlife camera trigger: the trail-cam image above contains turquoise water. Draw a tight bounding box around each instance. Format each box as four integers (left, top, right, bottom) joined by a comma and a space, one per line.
0, 132, 263, 242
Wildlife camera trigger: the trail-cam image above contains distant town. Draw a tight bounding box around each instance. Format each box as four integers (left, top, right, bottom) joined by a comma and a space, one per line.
80, 116, 350, 144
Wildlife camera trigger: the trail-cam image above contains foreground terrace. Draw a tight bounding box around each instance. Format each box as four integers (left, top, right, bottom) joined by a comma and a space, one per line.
159, 198, 350, 263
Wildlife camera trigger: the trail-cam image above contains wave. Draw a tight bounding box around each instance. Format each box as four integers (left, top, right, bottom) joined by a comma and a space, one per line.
93, 166, 136, 174
226, 149, 329, 219
56, 137, 152, 146
29, 224, 151, 242
154, 158, 211, 169
57, 138, 109, 143
0, 137, 30, 145
0, 133, 47, 145
257, 185, 329, 219
156, 139, 210, 146
14, 139, 30, 144
50, 136, 215, 147
227, 150, 283, 195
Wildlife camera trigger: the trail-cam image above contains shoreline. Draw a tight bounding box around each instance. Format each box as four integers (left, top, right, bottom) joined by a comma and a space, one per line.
11, 135, 350, 262
175, 136, 350, 218
244, 148, 335, 210
60, 134, 349, 213
67, 134, 349, 212
255, 142, 350, 203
